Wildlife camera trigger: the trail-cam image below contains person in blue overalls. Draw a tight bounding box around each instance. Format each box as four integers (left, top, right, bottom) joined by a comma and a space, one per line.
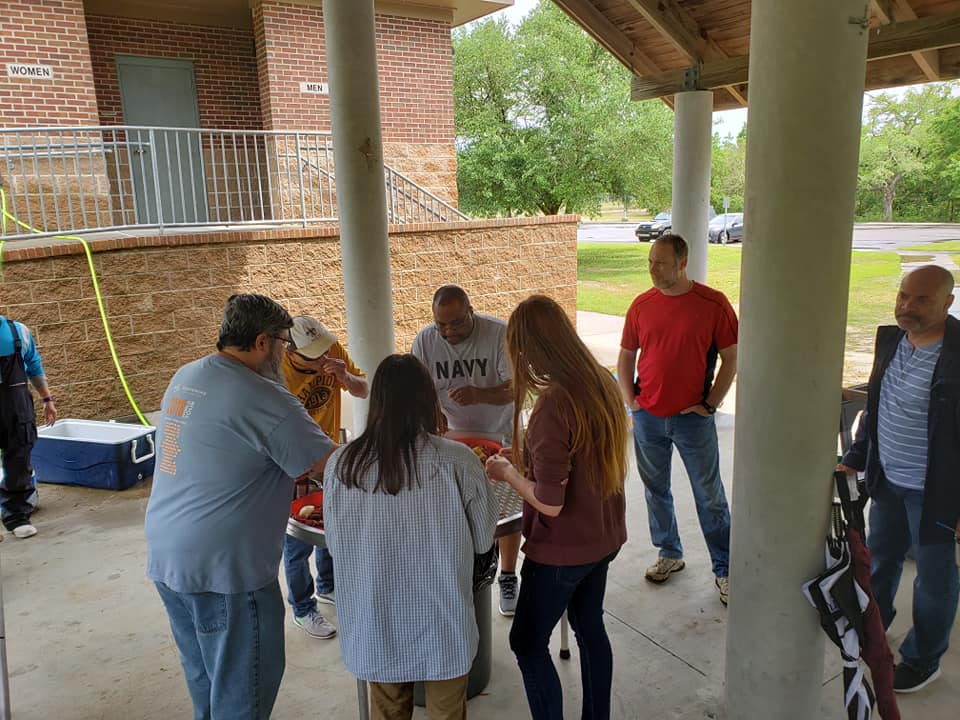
0, 315, 57, 539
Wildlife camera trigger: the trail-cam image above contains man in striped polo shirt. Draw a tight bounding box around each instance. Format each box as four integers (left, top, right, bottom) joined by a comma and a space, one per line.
840, 264, 960, 694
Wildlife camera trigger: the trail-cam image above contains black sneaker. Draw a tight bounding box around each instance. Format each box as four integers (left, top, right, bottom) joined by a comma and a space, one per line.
893, 662, 941, 693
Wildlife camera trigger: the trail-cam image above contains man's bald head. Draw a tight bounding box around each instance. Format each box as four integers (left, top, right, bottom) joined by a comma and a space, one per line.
905, 264, 955, 296
895, 265, 955, 338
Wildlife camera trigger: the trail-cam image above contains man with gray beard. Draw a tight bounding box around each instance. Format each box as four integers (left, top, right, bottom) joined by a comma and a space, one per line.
145, 293, 336, 720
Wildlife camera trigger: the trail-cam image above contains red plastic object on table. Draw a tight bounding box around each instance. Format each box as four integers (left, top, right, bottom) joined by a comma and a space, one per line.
452, 437, 502, 463
291, 491, 324, 527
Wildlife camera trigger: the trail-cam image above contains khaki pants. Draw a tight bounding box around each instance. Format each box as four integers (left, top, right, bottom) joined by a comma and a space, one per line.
369, 674, 468, 720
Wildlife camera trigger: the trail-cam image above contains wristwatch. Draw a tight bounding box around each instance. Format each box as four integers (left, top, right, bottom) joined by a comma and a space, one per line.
702, 400, 717, 415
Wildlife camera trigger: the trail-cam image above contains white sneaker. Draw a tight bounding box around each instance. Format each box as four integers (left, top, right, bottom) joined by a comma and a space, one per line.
644, 556, 685, 583
315, 591, 335, 606
294, 610, 336, 639
13, 524, 37, 539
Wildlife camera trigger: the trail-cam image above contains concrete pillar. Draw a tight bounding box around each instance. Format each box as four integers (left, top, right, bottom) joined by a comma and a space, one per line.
725, 2, 869, 718
670, 91, 713, 283
322, 0, 394, 430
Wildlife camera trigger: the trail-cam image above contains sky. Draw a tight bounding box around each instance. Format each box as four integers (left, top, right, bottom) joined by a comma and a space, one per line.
483, 0, 920, 140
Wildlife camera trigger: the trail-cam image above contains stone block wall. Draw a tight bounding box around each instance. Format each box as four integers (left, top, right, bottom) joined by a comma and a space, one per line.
0, 217, 577, 420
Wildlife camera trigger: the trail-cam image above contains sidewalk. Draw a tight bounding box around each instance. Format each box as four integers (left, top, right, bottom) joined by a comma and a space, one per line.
577, 310, 625, 368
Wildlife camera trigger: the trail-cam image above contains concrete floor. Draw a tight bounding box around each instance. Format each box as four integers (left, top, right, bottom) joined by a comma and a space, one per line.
3, 404, 957, 719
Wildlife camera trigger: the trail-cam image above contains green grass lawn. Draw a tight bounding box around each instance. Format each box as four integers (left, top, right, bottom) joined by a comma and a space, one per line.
577, 244, 743, 315
577, 243, 901, 382
901, 240, 960, 252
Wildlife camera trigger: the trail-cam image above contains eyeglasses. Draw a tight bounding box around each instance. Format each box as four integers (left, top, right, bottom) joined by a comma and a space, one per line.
270, 334, 294, 347
435, 311, 472, 332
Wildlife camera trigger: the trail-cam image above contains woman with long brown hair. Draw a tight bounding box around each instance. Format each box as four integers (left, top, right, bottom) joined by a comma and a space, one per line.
322, 354, 497, 719
485, 295, 628, 720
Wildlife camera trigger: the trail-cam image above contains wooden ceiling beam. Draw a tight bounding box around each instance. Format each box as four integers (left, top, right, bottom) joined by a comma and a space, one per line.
632, 11, 960, 101
623, 0, 746, 106
552, 0, 661, 76
623, 0, 706, 62
866, 45, 960, 88
869, 12, 960, 61
552, 0, 676, 110
871, 0, 941, 80
632, 57, 748, 101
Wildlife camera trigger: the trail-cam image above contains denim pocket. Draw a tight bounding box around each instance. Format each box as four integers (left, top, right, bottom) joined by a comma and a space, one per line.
195, 594, 228, 633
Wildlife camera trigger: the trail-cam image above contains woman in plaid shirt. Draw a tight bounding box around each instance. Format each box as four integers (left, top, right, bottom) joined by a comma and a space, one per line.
322, 354, 498, 719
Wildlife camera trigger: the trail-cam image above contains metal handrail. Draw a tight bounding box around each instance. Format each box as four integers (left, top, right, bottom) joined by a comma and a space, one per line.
292, 153, 468, 224
383, 164, 468, 223
0, 125, 467, 240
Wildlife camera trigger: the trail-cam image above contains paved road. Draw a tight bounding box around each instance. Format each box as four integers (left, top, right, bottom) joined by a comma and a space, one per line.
578, 222, 960, 250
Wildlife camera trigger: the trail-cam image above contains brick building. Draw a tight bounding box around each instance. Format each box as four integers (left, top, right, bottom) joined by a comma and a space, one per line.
0, 0, 580, 422
0, 0, 510, 225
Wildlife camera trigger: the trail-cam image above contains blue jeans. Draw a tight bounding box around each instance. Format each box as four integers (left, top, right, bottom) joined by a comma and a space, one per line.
510, 552, 617, 720
282, 534, 334, 617
630, 408, 731, 576
155, 580, 286, 720
868, 479, 960, 673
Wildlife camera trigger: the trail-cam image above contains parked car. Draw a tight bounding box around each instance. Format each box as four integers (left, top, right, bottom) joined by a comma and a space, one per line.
635, 212, 672, 241
635, 207, 718, 242
708, 213, 744, 244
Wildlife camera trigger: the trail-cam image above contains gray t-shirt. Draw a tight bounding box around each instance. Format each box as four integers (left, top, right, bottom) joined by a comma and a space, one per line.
145, 354, 335, 595
411, 313, 513, 442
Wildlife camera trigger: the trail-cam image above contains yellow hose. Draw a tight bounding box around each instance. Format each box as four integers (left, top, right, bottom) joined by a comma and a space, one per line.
0, 186, 150, 425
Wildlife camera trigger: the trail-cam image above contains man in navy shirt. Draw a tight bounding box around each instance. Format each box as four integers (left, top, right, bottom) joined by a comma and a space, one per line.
0, 315, 57, 539
840, 265, 960, 693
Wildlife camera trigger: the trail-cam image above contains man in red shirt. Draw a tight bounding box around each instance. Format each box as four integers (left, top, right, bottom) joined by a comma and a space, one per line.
617, 234, 738, 605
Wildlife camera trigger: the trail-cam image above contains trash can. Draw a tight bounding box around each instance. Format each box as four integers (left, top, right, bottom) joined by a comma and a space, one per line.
414, 543, 499, 705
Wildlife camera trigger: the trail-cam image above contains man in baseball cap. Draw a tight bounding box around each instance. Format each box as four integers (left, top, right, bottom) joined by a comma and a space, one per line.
282, 315, 368, 638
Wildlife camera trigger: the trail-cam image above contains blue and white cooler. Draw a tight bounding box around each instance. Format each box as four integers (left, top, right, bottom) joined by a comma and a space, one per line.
33, 419, 157, 490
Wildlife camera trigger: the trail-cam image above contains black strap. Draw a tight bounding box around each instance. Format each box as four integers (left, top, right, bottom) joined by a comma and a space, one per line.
834, 470, 866, 533
5, 318, 20, 354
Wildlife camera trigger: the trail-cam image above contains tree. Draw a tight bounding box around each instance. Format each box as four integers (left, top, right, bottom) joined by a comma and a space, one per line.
600, 100, 673, 217
857, 85, 952, 221
453, 2, 673, 216
711, 125, 747, 213
928, 93, 960, 222
452, 18, 527, 216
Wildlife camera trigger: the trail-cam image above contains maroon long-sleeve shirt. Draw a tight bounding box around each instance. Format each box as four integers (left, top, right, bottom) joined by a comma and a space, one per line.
520, 388, 627, 566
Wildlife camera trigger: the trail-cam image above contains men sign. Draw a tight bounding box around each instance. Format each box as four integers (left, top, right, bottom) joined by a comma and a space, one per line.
299, 81, 328, 95
7, 64, 53, 80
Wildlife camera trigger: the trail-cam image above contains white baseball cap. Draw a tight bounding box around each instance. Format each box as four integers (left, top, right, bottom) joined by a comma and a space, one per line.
290, 316, 337, 359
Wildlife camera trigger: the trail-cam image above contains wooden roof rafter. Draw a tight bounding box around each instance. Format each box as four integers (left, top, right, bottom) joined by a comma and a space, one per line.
552, 0, 673, 108
870, 0, 940, 80
630, 10, 960, 102
552, 0, 960, 111
623, 0, 747, 105
553, 0, 662, 76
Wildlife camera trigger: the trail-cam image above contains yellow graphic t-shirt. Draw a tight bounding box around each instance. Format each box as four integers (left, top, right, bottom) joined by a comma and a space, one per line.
281, 342, 362, 439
